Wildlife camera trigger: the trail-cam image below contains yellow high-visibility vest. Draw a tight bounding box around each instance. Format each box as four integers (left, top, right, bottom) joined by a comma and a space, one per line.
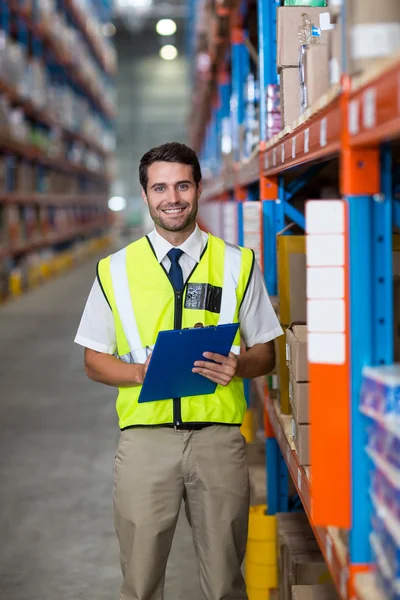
97, 233, 254, 429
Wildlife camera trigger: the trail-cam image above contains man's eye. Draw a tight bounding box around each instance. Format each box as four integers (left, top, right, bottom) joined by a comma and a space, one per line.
178, 184, 189, 190
155, 187, 165, 192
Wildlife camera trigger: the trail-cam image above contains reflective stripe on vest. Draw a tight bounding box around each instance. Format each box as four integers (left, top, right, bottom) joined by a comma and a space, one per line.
110, 248, 148, 364
110, 240, 243, 363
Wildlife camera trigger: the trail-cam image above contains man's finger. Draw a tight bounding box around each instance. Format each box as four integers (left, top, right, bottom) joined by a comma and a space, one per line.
192, 368, 229, 386
202, 352, 234, 366
194, 360, 235, 375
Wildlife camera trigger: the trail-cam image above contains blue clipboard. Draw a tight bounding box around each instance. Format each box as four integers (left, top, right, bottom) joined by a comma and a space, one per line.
138, 323, 240, 403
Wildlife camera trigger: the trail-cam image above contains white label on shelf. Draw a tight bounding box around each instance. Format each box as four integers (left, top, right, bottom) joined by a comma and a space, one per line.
363, 87, 376, 129
307, 267, 345, 299
340, 568, 348, 598
286, 445, 291, 464
292, 136, 296, 159
307, 299, 346, 333
349, 100, 360, 135
326, 534, 333, 564
304, 128, 310, 153
289, 380, 293, 400
281, 144, 285, 163
308, 332, 346, 365
273, 148, 277, 167
297, 468, 302, 492
320, 117, 327, 147
306, 200, 345, 234
306, 234, 345, 267
286, 342, 290, 361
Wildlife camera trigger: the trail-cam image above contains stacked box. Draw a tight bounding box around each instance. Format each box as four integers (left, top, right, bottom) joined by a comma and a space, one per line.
292, 584, 338, 599
277, 7, 331, 125
277, 514, 331, 600
347, 0, 400, 76
286, 324, 310, 466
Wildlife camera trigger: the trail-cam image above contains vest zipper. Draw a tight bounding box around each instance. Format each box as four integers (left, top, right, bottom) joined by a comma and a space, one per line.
173, 290, 183, 428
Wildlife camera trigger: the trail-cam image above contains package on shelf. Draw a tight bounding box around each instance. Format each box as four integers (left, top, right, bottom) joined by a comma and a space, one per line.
266, 84, 282, 140
348, 0, 400, 76
303, 41, 330, 108
20, 58, 48, 109
14, 161, 36, 193
292, 584, 339, 600
277, 7, 330, 69
289, 373, 309, 424
6, 205, 22, 245
285, 0, 327, 4
6, 39, 26, 90
281, 67, 302, 128
242, 73, 260, 160
292, 418, 311, 466
370, 512, 400, 599
286, 324, 309, 382
277, 514, 330, 600
360, 365, 400, 429
327, 0, 342, 19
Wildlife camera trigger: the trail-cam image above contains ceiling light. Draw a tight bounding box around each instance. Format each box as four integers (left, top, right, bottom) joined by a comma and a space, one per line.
156, 19, 177, 36
160, 44, 178, 61
108, 196, 127, 212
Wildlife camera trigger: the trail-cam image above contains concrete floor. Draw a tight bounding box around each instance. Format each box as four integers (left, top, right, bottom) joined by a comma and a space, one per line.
0, 256, 200, 600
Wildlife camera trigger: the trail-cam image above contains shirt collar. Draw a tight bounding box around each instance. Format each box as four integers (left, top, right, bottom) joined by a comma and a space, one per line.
148, 224, 205, 264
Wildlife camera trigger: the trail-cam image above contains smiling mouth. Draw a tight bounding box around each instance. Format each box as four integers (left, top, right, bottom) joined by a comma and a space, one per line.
162, 207, 187, 215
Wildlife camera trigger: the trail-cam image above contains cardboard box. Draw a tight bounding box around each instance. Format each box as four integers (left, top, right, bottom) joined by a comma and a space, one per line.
348, 0, 400, 75
286, 324, 308, 382
292, 418, 311, 466
292, 584, 339, 600
304, 43, 330, 107
277, 7, 329, 68
289, 252, 307, 322
289, 373, 310, 423
277, 517, 330, 600
281, 67, 301, 128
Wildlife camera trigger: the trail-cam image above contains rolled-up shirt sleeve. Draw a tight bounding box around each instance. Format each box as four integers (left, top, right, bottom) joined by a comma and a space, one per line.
74, 278, 117, 354
239, 260, 283, 348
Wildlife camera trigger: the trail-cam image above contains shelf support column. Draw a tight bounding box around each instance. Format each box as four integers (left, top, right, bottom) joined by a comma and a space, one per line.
340, 77, 392, 595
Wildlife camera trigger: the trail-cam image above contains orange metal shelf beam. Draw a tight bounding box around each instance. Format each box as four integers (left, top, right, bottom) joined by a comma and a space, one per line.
349, 58, 400, 147
266, 397, 349, 600
263, 97, 341, 176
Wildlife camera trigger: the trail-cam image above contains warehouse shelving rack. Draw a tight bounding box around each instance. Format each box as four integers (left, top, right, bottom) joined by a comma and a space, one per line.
0, 0, 114, 294
189, 1, 398, 598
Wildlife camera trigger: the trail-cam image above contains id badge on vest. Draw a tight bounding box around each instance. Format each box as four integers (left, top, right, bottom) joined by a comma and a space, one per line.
184, 283, 222, 314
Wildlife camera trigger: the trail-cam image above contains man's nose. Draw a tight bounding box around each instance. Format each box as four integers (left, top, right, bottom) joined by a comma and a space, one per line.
167, 187, 180, 204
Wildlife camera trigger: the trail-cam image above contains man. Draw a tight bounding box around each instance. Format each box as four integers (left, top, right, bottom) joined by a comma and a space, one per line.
75, 142, 283, 600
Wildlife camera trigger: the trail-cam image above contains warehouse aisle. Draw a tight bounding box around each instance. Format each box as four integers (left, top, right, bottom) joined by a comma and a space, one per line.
0, 256, 200, 600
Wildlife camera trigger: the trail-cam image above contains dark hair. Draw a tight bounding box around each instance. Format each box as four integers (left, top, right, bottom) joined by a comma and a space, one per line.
139, 142, 202, 191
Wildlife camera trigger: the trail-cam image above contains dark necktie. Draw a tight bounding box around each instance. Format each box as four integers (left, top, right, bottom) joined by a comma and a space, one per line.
167, 248, 184, 292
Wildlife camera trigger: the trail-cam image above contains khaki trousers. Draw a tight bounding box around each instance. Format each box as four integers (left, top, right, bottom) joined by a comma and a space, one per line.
113, 425, 250, 600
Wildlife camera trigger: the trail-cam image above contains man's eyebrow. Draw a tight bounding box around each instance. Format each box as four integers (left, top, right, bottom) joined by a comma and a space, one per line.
150, 180, 193, 189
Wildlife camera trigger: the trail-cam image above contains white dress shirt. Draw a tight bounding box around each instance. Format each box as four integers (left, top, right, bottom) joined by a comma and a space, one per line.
75, 225, 283, 354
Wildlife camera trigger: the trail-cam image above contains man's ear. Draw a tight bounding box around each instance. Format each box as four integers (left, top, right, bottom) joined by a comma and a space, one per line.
197, 181, 203, 199
141, 188, 148, 204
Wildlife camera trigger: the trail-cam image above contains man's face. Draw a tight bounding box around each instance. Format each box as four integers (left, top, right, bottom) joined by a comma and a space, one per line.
142, 162, 201, 233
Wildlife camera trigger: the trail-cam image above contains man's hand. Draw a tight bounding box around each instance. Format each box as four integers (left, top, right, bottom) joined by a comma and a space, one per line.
193, 352, 238, 386
138, 353, 152, 385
